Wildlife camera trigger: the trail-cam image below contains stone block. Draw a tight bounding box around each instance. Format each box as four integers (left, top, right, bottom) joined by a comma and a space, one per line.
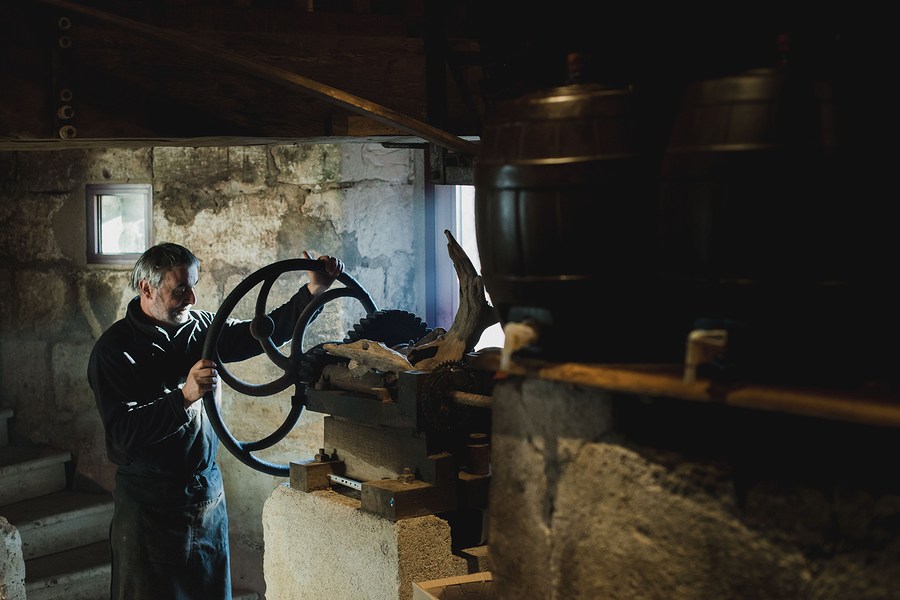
340, 144, 412, 184
271, 144, 340, 186
263, 485, 477, 600
0, 517, 26, 600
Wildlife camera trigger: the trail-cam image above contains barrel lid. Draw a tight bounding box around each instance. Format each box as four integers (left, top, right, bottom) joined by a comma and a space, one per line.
479, 82, 638, 163
488, 82, 633, 122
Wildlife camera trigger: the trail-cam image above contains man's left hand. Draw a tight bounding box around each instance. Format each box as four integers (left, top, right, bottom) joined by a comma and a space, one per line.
304, 250, 343, 296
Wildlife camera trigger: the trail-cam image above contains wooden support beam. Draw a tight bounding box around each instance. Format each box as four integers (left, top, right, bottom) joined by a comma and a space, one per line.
33, 0, 479, 155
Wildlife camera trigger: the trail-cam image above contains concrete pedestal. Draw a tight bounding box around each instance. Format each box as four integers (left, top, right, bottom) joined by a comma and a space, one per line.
263, 484, 483, 600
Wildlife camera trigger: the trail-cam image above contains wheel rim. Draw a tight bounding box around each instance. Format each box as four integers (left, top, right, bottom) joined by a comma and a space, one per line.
201, 258, 377, 477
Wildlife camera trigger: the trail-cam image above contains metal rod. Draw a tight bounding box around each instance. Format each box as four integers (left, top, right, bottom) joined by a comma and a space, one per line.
328, 473, 362, 491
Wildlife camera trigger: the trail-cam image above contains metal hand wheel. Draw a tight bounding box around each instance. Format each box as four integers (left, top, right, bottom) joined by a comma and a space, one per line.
201, 258, 377, 476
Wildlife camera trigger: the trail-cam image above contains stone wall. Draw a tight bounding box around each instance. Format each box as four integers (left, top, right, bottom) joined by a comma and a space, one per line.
489, 377, 900, 600
0, 142, 426, 597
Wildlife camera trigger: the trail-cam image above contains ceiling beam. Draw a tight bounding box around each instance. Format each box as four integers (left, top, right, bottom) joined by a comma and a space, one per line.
33, 0, 479, 156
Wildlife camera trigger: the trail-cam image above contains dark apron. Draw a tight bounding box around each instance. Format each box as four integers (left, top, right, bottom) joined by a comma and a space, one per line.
109, 467, 232, 600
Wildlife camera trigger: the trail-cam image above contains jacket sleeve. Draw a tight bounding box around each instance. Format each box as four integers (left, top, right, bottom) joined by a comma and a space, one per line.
88, 340, 191, 464
214, 284, 320, 362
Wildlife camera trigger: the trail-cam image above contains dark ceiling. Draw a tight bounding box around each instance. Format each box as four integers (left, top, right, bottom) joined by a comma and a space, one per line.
0, 2, 872, 160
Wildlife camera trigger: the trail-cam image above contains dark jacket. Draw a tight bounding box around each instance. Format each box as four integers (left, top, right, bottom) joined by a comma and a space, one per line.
88, 285, 316, 600
87, 285, 314, 503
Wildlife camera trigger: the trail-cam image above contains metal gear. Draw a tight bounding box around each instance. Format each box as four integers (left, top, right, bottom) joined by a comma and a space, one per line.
343, 309, 431, 349
419, 360, 483, 432
297, 342, 345, 387
299, 310, 431, 391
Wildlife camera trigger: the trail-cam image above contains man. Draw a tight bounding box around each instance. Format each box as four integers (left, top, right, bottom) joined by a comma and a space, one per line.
87, 242, 343, 600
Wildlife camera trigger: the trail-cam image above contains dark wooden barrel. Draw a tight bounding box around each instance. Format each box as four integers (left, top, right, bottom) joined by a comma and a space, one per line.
659, 66, 847, 283
475, 82, 673, 362
658, 65, 897, 384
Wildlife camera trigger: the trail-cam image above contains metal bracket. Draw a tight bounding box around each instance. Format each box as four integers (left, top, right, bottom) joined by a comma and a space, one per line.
428, 143, 477, 185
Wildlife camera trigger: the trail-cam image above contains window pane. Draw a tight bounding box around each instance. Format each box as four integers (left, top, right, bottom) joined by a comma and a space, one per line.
86, 183, 152, 265
99, 194, 147, 253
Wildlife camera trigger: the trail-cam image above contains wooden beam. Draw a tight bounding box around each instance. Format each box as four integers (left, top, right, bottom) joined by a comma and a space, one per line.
470, 352, 900, 430
34, 0, 479, 156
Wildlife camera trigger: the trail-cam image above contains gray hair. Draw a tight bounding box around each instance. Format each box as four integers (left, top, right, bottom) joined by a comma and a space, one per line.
130, 243, 201, 291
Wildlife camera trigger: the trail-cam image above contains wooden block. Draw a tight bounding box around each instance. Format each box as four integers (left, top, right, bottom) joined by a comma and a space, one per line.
361, 478, 457, 521
290, 459, 345, 492
457, 471, 490, 510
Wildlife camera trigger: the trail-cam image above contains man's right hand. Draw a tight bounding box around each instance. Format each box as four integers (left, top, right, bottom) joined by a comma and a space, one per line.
182, 359, 218, 407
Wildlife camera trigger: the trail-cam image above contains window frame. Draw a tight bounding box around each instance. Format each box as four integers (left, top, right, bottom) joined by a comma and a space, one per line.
85, 183, 153, 265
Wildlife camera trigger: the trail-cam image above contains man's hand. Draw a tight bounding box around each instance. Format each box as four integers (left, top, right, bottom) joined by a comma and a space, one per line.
182, 359, 218, 407
304, 250, 344, 296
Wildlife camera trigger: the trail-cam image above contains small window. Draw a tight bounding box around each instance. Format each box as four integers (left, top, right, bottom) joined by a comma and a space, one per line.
86, 183, 152, 265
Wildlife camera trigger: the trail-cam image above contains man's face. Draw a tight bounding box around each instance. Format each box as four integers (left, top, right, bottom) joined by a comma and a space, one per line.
140, 264, 199, 326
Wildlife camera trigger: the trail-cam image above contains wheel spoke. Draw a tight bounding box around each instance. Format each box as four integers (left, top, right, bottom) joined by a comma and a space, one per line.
202, 258, 378, 476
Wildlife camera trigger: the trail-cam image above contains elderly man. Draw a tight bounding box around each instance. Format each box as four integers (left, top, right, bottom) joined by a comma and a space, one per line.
88, 242, 342, 600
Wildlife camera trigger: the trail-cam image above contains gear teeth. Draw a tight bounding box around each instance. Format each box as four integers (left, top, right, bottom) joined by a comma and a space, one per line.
419, 360, 468, 431
298, 342, 345, 385
343, 309, 431, 348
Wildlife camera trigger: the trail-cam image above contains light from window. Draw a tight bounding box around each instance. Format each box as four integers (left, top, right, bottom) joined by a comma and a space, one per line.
86, 183, 152, 265
433, 184, 505, 351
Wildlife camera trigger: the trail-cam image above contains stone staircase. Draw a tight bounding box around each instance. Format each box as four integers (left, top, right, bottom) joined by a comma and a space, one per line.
0, 407, 258, 600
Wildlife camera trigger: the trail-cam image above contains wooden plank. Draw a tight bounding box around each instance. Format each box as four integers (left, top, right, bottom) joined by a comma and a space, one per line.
157, 5, 417, 36
470, 351, 900, 429
331, 114, 404, 136
32, 0, 479, 154
323, 415, 423, 475
0, 4, 55, 139
323, 417, 457, 485
57, 0, 423, 36
0, 135, 436, 151
307, 390, 417, 430
68, 24, 431, 125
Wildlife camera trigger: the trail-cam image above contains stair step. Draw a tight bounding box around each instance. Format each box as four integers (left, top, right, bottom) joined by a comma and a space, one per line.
26, 540, 258, 600
25, 539, 111, 600
0, 406, 12, 446
2, 490, 114, 560
0, 433, 255, 600
0, 446, 71, 506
